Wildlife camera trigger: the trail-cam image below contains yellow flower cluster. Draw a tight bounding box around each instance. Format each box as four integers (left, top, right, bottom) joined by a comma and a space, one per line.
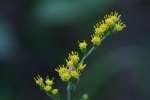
34, 75, 59, 96
56, 51, 86, 82
55, 12, 126, 82
91, 12, 126, 46
55, 65, 79, 81
34, 11, 126, 100
55, 65, 71, 81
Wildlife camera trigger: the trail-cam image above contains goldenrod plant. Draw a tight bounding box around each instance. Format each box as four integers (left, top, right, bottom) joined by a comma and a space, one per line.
34, 11, 126, 100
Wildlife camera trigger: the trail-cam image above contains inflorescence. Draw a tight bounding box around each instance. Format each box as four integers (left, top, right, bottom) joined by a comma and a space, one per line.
34, 75, 59, 98
34, 11, 126, 100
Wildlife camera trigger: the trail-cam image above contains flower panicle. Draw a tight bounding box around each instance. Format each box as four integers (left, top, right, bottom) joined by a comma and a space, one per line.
55, 12, 126, 82
34, 75, 59, 96
34, 11, 126, 100
91, 11, 126, 46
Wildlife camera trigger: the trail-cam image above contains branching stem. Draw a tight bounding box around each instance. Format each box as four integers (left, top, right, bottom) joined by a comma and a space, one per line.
79, 46, 95, 64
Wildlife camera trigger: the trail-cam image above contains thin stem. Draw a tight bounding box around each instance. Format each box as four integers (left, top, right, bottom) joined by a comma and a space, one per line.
67, 82, 71, 100
79, 46, 95, 64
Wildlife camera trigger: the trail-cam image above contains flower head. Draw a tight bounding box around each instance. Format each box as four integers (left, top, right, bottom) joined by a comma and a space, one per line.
45, 78, 54, 86
79, 40, 87, 50
114, 20, 126, 32
94, 21, 109, 36
55, 65, 67, 75
91, 35, 102, 46
44, 85, 52, 92
66, 59, 74, 67
68, 51, 79, 65
55, 65, 71, 81
60, 72, 71, 81
34, 75, 44, 87
56, 65, 81, 81
104, 12, 121, 25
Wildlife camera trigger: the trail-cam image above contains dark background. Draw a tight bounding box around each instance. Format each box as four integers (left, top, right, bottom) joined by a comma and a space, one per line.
0, 0, 150, 100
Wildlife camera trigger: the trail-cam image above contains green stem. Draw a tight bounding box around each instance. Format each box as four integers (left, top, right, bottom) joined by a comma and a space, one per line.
67, 82, 71, 100
79, 46, 95, 64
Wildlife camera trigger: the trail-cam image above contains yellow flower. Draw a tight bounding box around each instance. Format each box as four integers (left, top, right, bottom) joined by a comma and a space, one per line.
94, 21, 109, 36
45, 78, 53, 86
91, 35, 102, 46
95, 27, 105, 35
79, 40, 87, 50
66, 59, 74, 67
105, 18, 114, 26
70, 70, 80, 79
68, 51, 79, 64
60, 72, 71, 81
34, 75, 44, 87
52, 89, 58, 95
55, 65, 68, 75
99, 22, 109, 32
78, 63, 86, 71
44, 85, 52, 92
55, 65, 71, 81
104, 12, 121, 25
114, 21, 126, 32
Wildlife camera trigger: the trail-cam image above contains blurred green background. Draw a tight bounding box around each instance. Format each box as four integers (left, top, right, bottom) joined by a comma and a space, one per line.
0, 0, 150, 100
